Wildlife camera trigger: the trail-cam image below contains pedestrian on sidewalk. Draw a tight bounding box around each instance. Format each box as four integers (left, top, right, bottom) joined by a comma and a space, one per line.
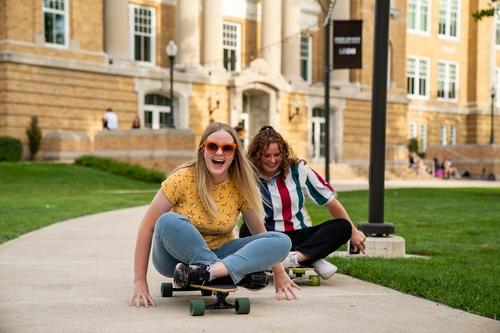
129, 122, 300, 308
239, 126, 366, 280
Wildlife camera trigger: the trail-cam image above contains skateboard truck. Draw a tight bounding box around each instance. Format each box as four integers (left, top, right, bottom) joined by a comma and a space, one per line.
161, 282, 251, 316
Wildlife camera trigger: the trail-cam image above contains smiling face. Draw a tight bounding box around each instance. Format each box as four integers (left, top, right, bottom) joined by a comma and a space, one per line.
260, 143, 282, 178
203, 130, 236, 184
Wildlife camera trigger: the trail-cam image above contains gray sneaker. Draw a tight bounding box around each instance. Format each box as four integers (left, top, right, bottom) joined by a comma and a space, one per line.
312, 258, 337, 280
281, 251, 300, 268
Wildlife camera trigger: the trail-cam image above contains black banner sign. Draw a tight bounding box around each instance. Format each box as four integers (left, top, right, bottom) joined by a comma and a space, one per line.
333, 20, 363, 69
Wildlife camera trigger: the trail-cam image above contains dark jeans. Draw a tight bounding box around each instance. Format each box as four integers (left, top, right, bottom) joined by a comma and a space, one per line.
239, 219, 352, 266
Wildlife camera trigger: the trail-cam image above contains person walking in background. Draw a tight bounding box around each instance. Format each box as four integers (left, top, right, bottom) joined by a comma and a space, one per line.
102, 108, 118, 130
129, 122, 300, 308
233, 122, 246, 147
239, 126, 366, 281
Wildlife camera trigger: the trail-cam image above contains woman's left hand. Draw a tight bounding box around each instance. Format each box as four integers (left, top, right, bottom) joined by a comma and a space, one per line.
272, 265, 301, 300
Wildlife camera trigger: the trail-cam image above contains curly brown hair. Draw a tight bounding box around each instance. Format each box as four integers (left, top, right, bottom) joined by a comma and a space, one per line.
247, 126, 302, 178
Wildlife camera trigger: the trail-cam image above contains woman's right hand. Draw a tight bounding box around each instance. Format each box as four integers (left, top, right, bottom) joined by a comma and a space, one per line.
129, 279, 156, 308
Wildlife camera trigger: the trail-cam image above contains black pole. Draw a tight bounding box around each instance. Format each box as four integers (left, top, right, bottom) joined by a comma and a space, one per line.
490, 90, 495, 144
358, 0, 394, 236
324, 18, 331, 182
169, 55, 175, 127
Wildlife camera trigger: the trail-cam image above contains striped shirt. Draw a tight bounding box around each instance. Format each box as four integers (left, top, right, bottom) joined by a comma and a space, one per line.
260, 162, 336, 232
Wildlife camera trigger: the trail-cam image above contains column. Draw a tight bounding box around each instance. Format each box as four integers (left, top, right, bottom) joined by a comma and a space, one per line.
282, 0, 302, 82
104, 0, 129, 64
202, 0, 225, 73
176, 0, 201, 69
261, 0, 282, 75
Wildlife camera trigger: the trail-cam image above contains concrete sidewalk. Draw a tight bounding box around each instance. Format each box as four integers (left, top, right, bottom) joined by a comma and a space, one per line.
1, 204, 499, 332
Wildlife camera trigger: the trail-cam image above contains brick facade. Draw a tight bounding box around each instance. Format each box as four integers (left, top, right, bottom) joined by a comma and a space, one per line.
0, 0, 497, 178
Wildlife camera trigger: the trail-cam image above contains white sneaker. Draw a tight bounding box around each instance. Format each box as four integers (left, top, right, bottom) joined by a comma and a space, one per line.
312, 258, 337, 280
281, 251, 300, 268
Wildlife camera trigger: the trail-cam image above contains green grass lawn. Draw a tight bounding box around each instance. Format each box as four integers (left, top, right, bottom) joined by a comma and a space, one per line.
307, 188, 500, 320
1, 163, 499, 319
0, 163, 158, 244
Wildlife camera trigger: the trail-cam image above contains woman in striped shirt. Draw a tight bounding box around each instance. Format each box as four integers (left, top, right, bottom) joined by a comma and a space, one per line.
240, 126, 366, 280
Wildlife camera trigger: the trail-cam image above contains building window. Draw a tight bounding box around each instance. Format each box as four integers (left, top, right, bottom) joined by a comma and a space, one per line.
419, 123, 428, 152
496, 5, 500, 46
43, 0, 69, 47
439, 125, 448, 146
223, 22, 241, 71
300, 35, 312, 83
408, 0, 430, 34
311, 107, 326, 160
409, 122, 417, 139
144, 94, 174, 129
437, 61, 458, 100
407, 57, 429, 98
496, 68, 500, 107
129, 4, 156, 64
438, 0, 459, 39
450, 125, 457, 145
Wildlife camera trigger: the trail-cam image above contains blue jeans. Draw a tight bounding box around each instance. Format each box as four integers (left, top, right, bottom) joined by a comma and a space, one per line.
152, 212, 291, 283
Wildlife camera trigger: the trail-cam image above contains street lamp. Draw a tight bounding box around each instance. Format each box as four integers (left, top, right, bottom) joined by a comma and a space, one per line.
490, 85, 496, 144
166, 40, 178, 127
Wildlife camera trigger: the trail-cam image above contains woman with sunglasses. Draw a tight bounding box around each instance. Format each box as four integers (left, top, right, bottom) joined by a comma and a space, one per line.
240, 126, 366, 280
129, 122, 299, 308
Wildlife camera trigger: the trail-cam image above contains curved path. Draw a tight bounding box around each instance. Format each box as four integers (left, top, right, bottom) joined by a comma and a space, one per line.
1, 181, 499, 332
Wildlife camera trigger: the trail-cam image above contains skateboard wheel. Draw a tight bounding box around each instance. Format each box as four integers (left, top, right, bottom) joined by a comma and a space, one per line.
235, 297, 250, 314
161, 282, 173, 297
190, 300, 205, 316
200, 289, 212, 296
309, 275, 321, 286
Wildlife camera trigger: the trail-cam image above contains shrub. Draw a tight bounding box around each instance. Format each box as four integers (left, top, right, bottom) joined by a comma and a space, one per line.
408, 138, 419, 153
26, 116, 42, 161
0, 136, 23, 162
75, 155, 165, 183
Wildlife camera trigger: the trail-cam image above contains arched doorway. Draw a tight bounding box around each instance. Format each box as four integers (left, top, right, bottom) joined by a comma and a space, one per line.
242, 89, 271, 139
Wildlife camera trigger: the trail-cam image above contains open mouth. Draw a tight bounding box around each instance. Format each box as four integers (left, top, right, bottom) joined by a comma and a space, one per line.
212, 158, 226, 167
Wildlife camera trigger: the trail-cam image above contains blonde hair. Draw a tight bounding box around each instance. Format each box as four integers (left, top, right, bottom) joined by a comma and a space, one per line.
174, 122, 264, 220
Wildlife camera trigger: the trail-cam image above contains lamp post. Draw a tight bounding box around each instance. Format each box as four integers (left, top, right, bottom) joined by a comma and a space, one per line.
490, 85, 496, 144
166, 40, 178, 127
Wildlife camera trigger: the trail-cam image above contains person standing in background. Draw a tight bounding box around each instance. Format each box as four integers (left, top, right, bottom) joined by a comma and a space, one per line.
103, 108, 118, 130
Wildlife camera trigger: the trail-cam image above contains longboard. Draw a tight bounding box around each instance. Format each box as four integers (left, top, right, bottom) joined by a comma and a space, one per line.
288, 267, 321, 286
160, 282, 250, 316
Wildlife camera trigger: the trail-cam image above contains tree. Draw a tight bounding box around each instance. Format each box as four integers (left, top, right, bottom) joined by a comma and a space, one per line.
472, 0, 499, 21
26, 116, 42, 161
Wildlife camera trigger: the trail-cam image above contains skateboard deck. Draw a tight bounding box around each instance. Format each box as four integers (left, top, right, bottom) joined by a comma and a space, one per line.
161, 282, 250, 316
288, 267, 321, 286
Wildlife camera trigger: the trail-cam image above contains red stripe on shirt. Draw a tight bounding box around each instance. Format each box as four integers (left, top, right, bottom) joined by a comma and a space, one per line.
276, 176, 294, 231
311, 169, 334, 192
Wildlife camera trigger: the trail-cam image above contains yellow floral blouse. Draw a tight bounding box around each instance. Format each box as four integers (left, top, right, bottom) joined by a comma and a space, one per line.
161, 166, 251, 249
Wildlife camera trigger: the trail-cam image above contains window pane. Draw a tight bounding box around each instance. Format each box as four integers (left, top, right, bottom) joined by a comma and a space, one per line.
135, 36, 141, 60
301, 59, 308, 81
44, 13, 54, 43
407, 77, 414, 94
420, 1, 429, 32
55, 14, 65, 45
223, 22, 240, 71
408, 1, 416, 30
144, 111, 153, 128
144, 36, 151, 62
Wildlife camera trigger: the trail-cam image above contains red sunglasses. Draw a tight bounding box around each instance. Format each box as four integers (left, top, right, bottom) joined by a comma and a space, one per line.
203, 140, 237, 156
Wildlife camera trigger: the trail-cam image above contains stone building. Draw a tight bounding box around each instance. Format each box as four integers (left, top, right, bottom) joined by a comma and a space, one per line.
0, 0, 498, 178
